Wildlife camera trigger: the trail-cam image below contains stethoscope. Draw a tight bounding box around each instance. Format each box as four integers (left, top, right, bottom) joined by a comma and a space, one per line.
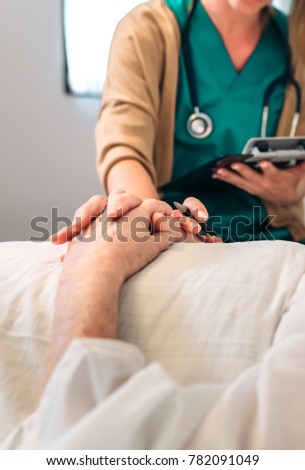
183, 0, 302, 139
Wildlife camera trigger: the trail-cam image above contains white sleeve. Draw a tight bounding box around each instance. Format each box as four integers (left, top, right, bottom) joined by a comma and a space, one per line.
2, 338, 221, 450
4, 331, 305, 450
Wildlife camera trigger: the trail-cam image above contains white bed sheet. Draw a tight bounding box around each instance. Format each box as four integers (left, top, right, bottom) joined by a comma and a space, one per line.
1, 240, 305, 448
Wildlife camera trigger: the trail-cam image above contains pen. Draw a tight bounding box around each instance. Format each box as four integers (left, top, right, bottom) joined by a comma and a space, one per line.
173, 201, 221, 239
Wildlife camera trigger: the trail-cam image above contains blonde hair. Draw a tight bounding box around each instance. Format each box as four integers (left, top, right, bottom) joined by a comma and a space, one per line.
289, 0, 305, 68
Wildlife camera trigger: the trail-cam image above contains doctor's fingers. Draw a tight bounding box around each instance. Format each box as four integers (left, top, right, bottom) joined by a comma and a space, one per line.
151, 212, 176, 232
228, 163, 264, 183
107, 191, 142, 218
141, 199, 201, 238
257, 161, 279, 176
171, 211, 202, 235
74, 190, 141, 225
115, 199, 174, 234
257, 160, 305, 179
212, 168, 261, 195
183, 197, 209, 221
140, 198, 173, 218
151, 212, 201, 240
50, 195, 108, 245
150, 213, 202, 243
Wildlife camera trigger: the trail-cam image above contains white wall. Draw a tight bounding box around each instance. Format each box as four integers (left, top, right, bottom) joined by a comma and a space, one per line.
273, 0, 292, 14
0, 0, 102, 241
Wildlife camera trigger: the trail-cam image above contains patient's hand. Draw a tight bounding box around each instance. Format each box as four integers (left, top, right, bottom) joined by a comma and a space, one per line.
172, 197, 222, 243
50, 191, 220, 245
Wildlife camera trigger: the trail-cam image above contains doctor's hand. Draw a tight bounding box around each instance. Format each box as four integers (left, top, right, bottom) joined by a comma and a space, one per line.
213, 160, 305, 205
49, 192, 216, 245
172, 196, 222, 243
49, 191, 139, 245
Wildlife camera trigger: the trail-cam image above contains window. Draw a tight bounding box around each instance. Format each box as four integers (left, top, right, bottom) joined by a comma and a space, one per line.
63, 0, 147, 97
273, 0, 292, 14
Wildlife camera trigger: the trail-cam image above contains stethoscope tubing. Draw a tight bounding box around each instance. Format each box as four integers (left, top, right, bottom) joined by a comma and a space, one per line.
182, 0, 302, 139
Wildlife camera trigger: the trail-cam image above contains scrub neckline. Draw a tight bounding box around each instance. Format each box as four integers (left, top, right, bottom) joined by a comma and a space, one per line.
198, 2, 272, 76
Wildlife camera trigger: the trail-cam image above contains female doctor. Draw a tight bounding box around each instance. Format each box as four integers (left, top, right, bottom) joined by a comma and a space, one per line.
57, 0, 305, 244
94, 0, 305, 243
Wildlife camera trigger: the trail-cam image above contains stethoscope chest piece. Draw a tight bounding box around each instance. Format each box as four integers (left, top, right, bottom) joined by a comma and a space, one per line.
187, 107, 213, 139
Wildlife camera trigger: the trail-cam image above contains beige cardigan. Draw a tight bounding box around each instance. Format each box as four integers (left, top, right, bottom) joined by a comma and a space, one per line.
96, 0, 305, 240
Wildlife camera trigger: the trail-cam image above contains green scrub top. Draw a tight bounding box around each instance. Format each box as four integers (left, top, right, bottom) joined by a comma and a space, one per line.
162, 0, 291, 242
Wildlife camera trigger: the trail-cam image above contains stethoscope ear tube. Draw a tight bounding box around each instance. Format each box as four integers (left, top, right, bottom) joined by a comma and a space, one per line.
262, 77, 302, 138
290, 112, 300, 137
289, 77, 302, 136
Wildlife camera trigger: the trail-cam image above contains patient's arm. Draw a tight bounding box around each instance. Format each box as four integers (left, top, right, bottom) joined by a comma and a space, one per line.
45, 196, 178, 383
45, 242, 122, 381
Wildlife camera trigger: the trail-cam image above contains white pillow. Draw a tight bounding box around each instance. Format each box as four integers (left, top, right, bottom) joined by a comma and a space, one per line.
0, 242, 65, 442
118, 240, 305, 384
1, 240, 305, 442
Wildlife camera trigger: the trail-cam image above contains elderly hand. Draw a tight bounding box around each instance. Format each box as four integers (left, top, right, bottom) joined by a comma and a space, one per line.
213, 160, 305, 205
50, 191, 221, 245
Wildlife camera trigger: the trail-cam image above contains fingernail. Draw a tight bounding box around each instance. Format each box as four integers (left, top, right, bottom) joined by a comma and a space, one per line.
107, 205, 120, 217
193, 224, 202, 234
197, 210, 208, 220
216, 169, 225, 175
189, 221, 201, 233
231, 164, 239, 170
172, 209, 182, 218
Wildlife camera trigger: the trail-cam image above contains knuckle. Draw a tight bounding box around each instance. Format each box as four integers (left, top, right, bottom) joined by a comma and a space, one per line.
161, 201, 174, 214
144, 198, 157, 205
88, 195, 106, 211
141, 198, 152, 206
109, 189, 125, 195
74, 205, 89, 219
109, 193, 125, 205
89, 194, 103, 203
140, 199, 153, 213
236, 166, 245, 174
143, 199, 172, 215
121, 192, 142, 204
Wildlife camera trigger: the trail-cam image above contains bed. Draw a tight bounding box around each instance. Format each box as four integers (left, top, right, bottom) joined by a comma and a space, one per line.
1, 240, 305, 449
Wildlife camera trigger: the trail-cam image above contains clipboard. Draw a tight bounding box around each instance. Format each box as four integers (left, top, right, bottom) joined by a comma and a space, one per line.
215, 137, 305, 170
